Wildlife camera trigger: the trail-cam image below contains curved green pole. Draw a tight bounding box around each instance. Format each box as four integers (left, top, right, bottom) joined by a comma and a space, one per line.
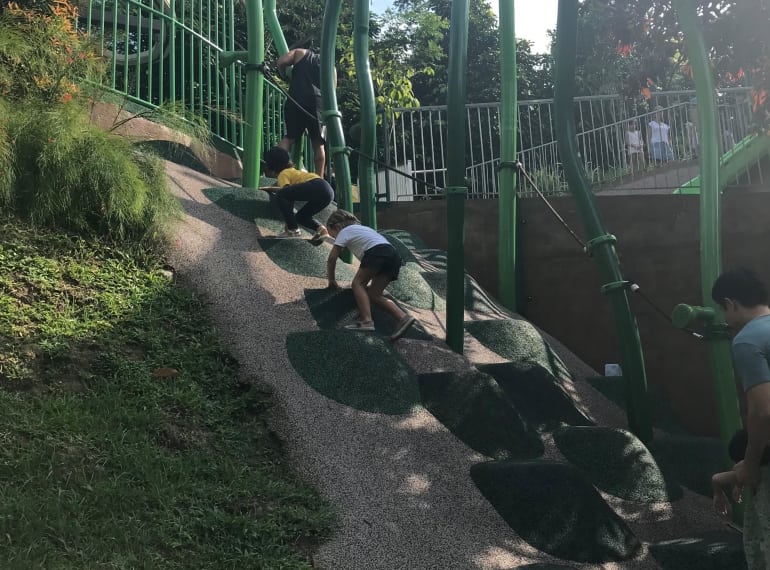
263, 0, 288, 56
672, 0, 741, 462
555, 0, 652, 443
497, 0, 518, 310
242, 0, 265, 188
353, 0, 377, 229
445, 0, 469, 353
321, 0, 353, 213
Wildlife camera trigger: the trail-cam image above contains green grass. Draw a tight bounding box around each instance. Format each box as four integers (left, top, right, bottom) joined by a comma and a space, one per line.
0, 218, 334, 568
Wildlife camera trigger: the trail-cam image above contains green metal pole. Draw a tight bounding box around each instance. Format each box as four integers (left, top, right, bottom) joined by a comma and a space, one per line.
242, 0, 264, 187
321, 0, 353, 263
555, 0, 652, 443
169, 0, 176, 103
445, 0, 469, 354
672, 0, 741, 459
354, 0, 377, 228
497, 0, 518, 310
263, 0, 288, 56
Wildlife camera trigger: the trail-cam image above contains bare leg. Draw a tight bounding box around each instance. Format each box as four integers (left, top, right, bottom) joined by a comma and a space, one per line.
312, 138, 326, 179
351, 266, 379, 323
278, 137, 294, 151
367, 274, 407, 322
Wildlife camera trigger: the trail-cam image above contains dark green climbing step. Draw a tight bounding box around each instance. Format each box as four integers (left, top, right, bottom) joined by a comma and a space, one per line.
257, 238, 356, 280
286, 330, 421, 415
649, 530, 746, 569
418, 370, 543, 460
303, 287, 433, 341
478, 362, 594, 432
471, 460, 642, 563
553, 426, 683, 502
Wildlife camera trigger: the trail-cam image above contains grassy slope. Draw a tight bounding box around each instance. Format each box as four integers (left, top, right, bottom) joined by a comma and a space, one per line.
0, 217, 334, 568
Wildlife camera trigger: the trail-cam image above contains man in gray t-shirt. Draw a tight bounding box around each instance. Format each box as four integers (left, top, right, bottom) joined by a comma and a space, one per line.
712, 268, 770, 569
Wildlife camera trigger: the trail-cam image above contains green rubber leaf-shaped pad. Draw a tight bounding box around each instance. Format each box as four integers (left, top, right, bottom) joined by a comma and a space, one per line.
478, 363, 594, 432
286, 331, 421, 415
553, 426, 683, 502
471, 460, 642, 563
257, 239, 356, 280
649, 530, 746, 569
418, 370, 543, 460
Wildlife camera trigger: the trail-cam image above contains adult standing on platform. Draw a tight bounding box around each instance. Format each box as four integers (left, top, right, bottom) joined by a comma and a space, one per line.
277, 48, 330, 180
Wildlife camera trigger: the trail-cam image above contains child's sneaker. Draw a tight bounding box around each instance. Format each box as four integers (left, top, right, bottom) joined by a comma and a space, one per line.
311, 225, 330, 241
389, 315, 416, 341
274, 229, 302, 238
344, 321, 376, 331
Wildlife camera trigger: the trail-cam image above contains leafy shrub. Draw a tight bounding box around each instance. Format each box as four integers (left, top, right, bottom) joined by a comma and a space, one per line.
0, 0, 104, 105
0, 101, 12, 208
8, 103, 179, 242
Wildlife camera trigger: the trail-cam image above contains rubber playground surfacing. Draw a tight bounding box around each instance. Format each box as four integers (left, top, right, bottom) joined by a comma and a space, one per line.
168, 161, 745, 569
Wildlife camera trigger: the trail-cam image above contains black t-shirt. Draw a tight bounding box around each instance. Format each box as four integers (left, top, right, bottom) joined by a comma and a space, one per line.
288, 51, 321, 109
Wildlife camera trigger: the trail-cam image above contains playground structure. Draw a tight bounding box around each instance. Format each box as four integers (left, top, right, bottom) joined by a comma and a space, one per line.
77, 0, 770, 557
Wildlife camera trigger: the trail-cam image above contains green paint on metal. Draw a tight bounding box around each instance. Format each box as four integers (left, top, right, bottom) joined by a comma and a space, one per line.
675, 134, 770, 194
555, 0, 652, 444
497, 0, 518, 311
354, 0, 377, 229
471, 460, 642, 563
649, 531, 746, 569
286, 331, 421, 415
672, 0, 742, 479
419, 370, 544, 460
479, 363, 594, 432
445, 0, 469, 354
241, 0, 264, 187
264, 0, 288, 57
303, 288, 433, 341
553, 426, 683, 503
321, 1, 353, 213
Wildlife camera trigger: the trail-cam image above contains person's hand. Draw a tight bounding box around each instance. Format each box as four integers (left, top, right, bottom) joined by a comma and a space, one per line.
713, 489, 731, 519
734, 459, 762, 494
327, 281, 341, 291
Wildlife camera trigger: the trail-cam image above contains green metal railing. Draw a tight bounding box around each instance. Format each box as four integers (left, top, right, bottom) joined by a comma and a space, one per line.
79, 0, 286, 156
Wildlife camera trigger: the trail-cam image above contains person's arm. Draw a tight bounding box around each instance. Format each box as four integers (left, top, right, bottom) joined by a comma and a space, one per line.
712, 470, 737, 518
737, 383, 770, 492
732, 342, 770, 492
277, 48, 307, 73
326, 245, 343, 289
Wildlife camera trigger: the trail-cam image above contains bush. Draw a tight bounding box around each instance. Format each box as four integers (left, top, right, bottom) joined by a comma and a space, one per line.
0, 101, 12, 208
8, 103, 179, 242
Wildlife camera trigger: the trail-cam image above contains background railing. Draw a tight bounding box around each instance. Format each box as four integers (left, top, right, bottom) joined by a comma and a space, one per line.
378, 87, 761, 200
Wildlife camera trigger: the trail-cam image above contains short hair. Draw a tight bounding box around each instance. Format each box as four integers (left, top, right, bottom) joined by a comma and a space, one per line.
326, 209, 359, 228
262, 146, 291, 172
711, 267, 769, 308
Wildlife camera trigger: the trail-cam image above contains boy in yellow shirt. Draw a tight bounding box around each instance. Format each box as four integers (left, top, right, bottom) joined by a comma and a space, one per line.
259, 146, 333, 239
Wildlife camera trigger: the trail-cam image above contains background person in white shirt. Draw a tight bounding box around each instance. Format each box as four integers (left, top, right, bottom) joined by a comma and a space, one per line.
648, 105, 675, 162
625, 120, 645, 172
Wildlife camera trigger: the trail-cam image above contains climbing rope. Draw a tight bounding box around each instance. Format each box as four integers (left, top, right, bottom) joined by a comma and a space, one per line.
515, 161, 704, 340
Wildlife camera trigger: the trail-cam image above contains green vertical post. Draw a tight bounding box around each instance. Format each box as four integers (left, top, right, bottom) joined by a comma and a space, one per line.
672, 0, 741, 458
321, 1, 353, 210
242, 0, 264, 187
445, 0, 469, 354
169, 0, 176, 102
555, 0, 652, 443
263, 0, 288, 56
354, 0, 377, 228
497, 0, 518, 310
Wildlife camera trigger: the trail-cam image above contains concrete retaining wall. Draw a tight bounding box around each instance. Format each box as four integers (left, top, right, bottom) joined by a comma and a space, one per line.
378, 191, 770, 436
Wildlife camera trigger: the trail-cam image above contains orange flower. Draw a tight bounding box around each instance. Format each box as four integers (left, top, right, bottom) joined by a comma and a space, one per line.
61, 92, 72, 103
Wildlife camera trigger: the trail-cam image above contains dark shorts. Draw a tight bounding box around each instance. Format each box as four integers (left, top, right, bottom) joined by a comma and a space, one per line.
361, 244, 402, 281
284, 100, 324, 143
